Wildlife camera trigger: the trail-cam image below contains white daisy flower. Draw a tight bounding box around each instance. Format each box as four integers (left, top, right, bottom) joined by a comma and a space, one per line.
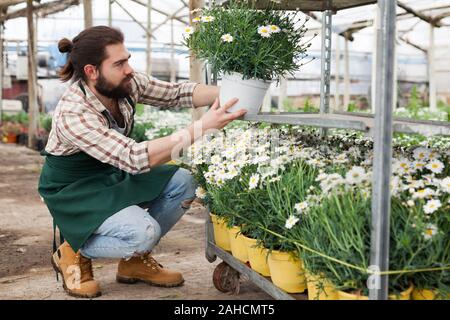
201, 15, 215, 22
269, 25, 281, 33
210, 155, 221, 165
183, 25, 194, 37
192, 16, 201, 23
407, 200, 415, 207
257, 25, 271, 38
334, 153, 348, 164
427, 150, 440, 160
412, 188, 435, 199
285, 215, 299, 229
440, 177, 450, 193
426, 160, 444, 174
294, 201, 308, 213
249, 174, 260, 190
413, 148, 430, 161
393, 158, 412, 175
411, 161, 426, 172
195, 186, 207, 199
423, 199, 442, 214
422, 223, 438, 240
345, 166, 367, 185
221, 33, 234, 43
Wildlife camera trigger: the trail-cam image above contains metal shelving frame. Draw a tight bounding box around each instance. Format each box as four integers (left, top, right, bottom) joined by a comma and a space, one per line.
204, 0, 450, 300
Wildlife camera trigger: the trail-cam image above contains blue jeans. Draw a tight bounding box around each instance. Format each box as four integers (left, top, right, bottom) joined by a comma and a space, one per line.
79, 168, 197, 259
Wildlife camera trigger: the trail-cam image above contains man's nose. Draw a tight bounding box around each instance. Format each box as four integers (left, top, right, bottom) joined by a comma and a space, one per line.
124, 64, 134, 76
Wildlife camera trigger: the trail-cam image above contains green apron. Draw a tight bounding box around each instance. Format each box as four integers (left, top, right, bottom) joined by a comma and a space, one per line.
38, 151, 179, 252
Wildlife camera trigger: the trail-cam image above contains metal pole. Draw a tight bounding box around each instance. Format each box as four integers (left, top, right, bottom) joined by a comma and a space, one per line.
278, 75, 287, 112
334, 34, 341, 111
108, 0, 112, 27
170, 18, 176, 83
344, 36, 350, 109
369, 0, 396, 301
320, 9, 332, 136
371, 6, 379, 113
0, 23, 3, 126
146, 0, 152, 75
428, 24, 437, 112
320, 9, 332, 115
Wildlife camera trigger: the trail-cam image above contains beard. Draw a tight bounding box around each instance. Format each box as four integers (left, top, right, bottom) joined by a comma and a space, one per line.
95, 72, 133, 99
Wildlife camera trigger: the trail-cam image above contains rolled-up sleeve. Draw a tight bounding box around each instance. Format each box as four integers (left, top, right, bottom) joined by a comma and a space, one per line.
57, 111, 151, 175
131, 72, 198, 109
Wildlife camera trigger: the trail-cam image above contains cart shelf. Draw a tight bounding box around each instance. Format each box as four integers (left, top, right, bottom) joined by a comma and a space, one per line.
243, 112, 450, 136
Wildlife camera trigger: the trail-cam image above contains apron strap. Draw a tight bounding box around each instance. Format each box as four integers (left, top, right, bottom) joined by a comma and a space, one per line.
52, 220, 64, 282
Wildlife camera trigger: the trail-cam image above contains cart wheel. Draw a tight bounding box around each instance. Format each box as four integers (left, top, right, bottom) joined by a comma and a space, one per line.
213, 262, 240, 294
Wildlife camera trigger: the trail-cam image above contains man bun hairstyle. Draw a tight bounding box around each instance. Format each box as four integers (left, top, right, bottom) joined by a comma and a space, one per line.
58, 26, 124, 83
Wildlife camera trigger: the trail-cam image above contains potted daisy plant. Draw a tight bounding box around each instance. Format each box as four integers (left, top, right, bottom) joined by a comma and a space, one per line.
183, 0, 313, 114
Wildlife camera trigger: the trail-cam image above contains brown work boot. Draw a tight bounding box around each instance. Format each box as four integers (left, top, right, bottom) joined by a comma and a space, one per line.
116, 253, 184, 287
51, 241, 101, 298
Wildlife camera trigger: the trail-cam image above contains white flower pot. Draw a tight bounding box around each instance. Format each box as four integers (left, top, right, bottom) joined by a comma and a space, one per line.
219, 72, 272, 115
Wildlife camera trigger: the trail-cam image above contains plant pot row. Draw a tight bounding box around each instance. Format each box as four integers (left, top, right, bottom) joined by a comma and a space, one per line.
210, 213, 442, 300
211, 213, 307, 294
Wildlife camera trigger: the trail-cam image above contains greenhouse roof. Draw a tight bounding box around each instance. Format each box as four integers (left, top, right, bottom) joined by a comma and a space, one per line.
234, 0, 377, 11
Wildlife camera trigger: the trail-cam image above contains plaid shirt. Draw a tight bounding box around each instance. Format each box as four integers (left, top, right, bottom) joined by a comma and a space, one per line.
45, 72, 198, 174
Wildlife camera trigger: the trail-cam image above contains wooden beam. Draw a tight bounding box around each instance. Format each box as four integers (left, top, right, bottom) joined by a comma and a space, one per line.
129, 0, 189, 25
398, 35, 427, 53
0, 0, 27, 8
0, 23, 4, 125
397, 1, 442, 27
26, 0, 38, 149
83, 0, 93, 28
112, 0, 155, 39
146, 0, 151, 75
189, 0, 206, 121
432, 10, 450, 23
39, 0, 80, 18
0, 0, 80, 22
150, 5, 186, 35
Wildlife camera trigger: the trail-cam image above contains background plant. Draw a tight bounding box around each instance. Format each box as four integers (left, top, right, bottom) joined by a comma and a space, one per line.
184, 0, 312, 81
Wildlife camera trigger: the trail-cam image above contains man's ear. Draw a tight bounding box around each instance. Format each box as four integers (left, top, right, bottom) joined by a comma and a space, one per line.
83, 64, 98, 82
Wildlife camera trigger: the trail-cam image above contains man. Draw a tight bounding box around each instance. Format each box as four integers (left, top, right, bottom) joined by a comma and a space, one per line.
38, 26, 246, 298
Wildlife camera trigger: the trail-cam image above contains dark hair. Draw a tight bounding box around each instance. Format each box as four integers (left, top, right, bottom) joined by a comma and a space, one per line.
58, 26, 124, 82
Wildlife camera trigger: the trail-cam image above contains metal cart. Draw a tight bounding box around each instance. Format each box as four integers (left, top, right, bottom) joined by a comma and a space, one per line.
205, 0, 450, 300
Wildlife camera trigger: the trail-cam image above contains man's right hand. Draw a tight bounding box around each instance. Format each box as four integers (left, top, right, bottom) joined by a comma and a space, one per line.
199, 98, 247, 132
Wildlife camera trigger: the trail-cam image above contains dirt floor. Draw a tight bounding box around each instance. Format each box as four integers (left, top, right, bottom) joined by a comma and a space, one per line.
0, 143, 271, 300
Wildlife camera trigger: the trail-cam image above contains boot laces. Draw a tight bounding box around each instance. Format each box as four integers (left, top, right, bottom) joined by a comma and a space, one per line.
141, 253, 163, 270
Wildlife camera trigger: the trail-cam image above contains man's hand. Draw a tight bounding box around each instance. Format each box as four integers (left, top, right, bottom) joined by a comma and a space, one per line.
199, 98, 247, 131
146, 98, 246, 168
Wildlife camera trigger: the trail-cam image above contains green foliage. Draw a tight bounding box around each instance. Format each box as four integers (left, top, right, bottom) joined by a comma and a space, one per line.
135, 103, 145, 117
346, 102, 357, 113
303, 97, 318, 113
129, 122, 155, 142
184, 0, 311, 81
40, 114, 52, 133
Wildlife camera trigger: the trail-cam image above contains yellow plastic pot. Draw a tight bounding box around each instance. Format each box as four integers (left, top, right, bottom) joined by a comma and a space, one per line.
210, 213, 231, 251
228, 226, 249, 263
389, 285, 414, 300
305, 271, 338, 300
243, 236, 270, 277
267, 250, 307, 293
338, 285, 414, 300
411, 288, 449, 300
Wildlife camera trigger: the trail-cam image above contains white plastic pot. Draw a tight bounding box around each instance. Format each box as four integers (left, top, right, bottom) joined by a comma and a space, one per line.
219, 72, 272, 115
